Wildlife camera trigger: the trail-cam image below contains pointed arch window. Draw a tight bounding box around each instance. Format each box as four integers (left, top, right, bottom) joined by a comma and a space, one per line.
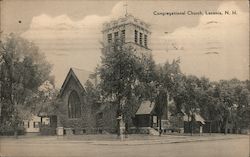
68, 90, 81, 118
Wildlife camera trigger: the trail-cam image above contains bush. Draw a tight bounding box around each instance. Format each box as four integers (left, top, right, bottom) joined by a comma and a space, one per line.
0, 125, 14, 136
17, 126, 26, 135
0, 125, 26, 136
40, 125, 56, 135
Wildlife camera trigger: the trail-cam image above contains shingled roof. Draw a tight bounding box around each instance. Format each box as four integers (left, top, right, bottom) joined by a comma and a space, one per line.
183, 113, 205, 124
71, 68, 93, 87
136, 101, 155, 115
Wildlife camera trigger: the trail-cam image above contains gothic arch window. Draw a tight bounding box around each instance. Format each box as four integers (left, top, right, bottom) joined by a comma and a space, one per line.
68, 90, 81, 118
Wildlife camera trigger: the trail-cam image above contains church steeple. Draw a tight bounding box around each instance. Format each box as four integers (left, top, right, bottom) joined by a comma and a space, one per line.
102, 14, 151, 56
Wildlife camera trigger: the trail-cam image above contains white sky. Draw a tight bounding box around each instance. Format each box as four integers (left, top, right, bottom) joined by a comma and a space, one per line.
1, 0, 249, 88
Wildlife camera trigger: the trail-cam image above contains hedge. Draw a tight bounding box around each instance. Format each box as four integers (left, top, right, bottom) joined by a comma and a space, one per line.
0, 125, 26, 136
40, 125, 56, 135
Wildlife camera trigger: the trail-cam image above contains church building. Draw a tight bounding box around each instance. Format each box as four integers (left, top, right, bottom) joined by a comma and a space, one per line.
58, 14, 163, 135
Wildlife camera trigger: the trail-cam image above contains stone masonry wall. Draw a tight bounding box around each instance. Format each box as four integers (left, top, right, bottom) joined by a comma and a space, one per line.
59, 76, 95, 134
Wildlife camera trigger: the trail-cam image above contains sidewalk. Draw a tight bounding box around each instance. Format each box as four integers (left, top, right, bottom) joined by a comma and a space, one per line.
87, 134, 248, 145
0, 133, 247, 146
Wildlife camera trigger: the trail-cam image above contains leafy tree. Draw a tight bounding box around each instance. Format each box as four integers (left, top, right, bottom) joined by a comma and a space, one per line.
98, 39, 145, 133
199, 79, 250, 134
85, 79, 101, 112
183, 76, 201, 134
0, 33, 53, 135
236, 87, 250, 129
215, 80, 239, 134
138, 54, 157, 101
171, 75, 205, 135
227, 79, 250, 132
32, 80, 58, 116
154, 59, 183, 134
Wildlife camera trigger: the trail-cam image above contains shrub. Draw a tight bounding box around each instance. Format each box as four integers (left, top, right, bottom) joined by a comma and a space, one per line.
0, 125, 26, 136
17, 126, 26, 135
0, 125, 14, 136
40, 125, 56, 135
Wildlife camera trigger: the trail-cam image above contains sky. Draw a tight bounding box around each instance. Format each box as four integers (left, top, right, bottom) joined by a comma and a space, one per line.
1, 0, 249, 88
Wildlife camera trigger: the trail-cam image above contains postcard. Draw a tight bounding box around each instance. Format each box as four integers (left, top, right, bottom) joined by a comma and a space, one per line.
0, 0, 249, 157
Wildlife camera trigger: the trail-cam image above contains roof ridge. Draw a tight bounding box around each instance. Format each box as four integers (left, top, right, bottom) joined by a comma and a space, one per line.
71, 67, 93, 73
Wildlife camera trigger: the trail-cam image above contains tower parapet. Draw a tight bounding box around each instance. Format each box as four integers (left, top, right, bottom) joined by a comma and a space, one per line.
102, 14, 151, 57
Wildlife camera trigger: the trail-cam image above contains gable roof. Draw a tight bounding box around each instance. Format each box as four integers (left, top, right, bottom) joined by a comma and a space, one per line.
59, 67, 93, 97
183, 113, 205, 124
72, 68, 93, 87
136, 101, 155, 115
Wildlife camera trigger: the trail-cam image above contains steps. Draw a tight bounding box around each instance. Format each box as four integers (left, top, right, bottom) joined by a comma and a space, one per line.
148, 128, 160, 136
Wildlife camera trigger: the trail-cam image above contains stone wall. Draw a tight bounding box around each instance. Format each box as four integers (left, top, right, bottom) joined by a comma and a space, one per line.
59, 75, 120, 134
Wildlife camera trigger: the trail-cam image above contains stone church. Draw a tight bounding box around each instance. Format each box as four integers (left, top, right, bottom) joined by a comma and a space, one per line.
59, 14, 164, 135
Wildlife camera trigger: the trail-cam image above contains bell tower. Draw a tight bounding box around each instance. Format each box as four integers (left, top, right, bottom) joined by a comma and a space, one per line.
102, 14, 151, 57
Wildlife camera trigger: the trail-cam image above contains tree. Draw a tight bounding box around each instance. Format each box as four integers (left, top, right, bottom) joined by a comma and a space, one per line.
33, 80, 58, 116
0, 33, 53, 135
85, 79, 101, 113
200, 79, 250, 134
98, 39, 145, 135
236, 87, 250, 130
227, 79, 250, 132
214, 80, 239, 134
138, 54, 157, 102
154, 59, 183, 135
171, 75, 202, 135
